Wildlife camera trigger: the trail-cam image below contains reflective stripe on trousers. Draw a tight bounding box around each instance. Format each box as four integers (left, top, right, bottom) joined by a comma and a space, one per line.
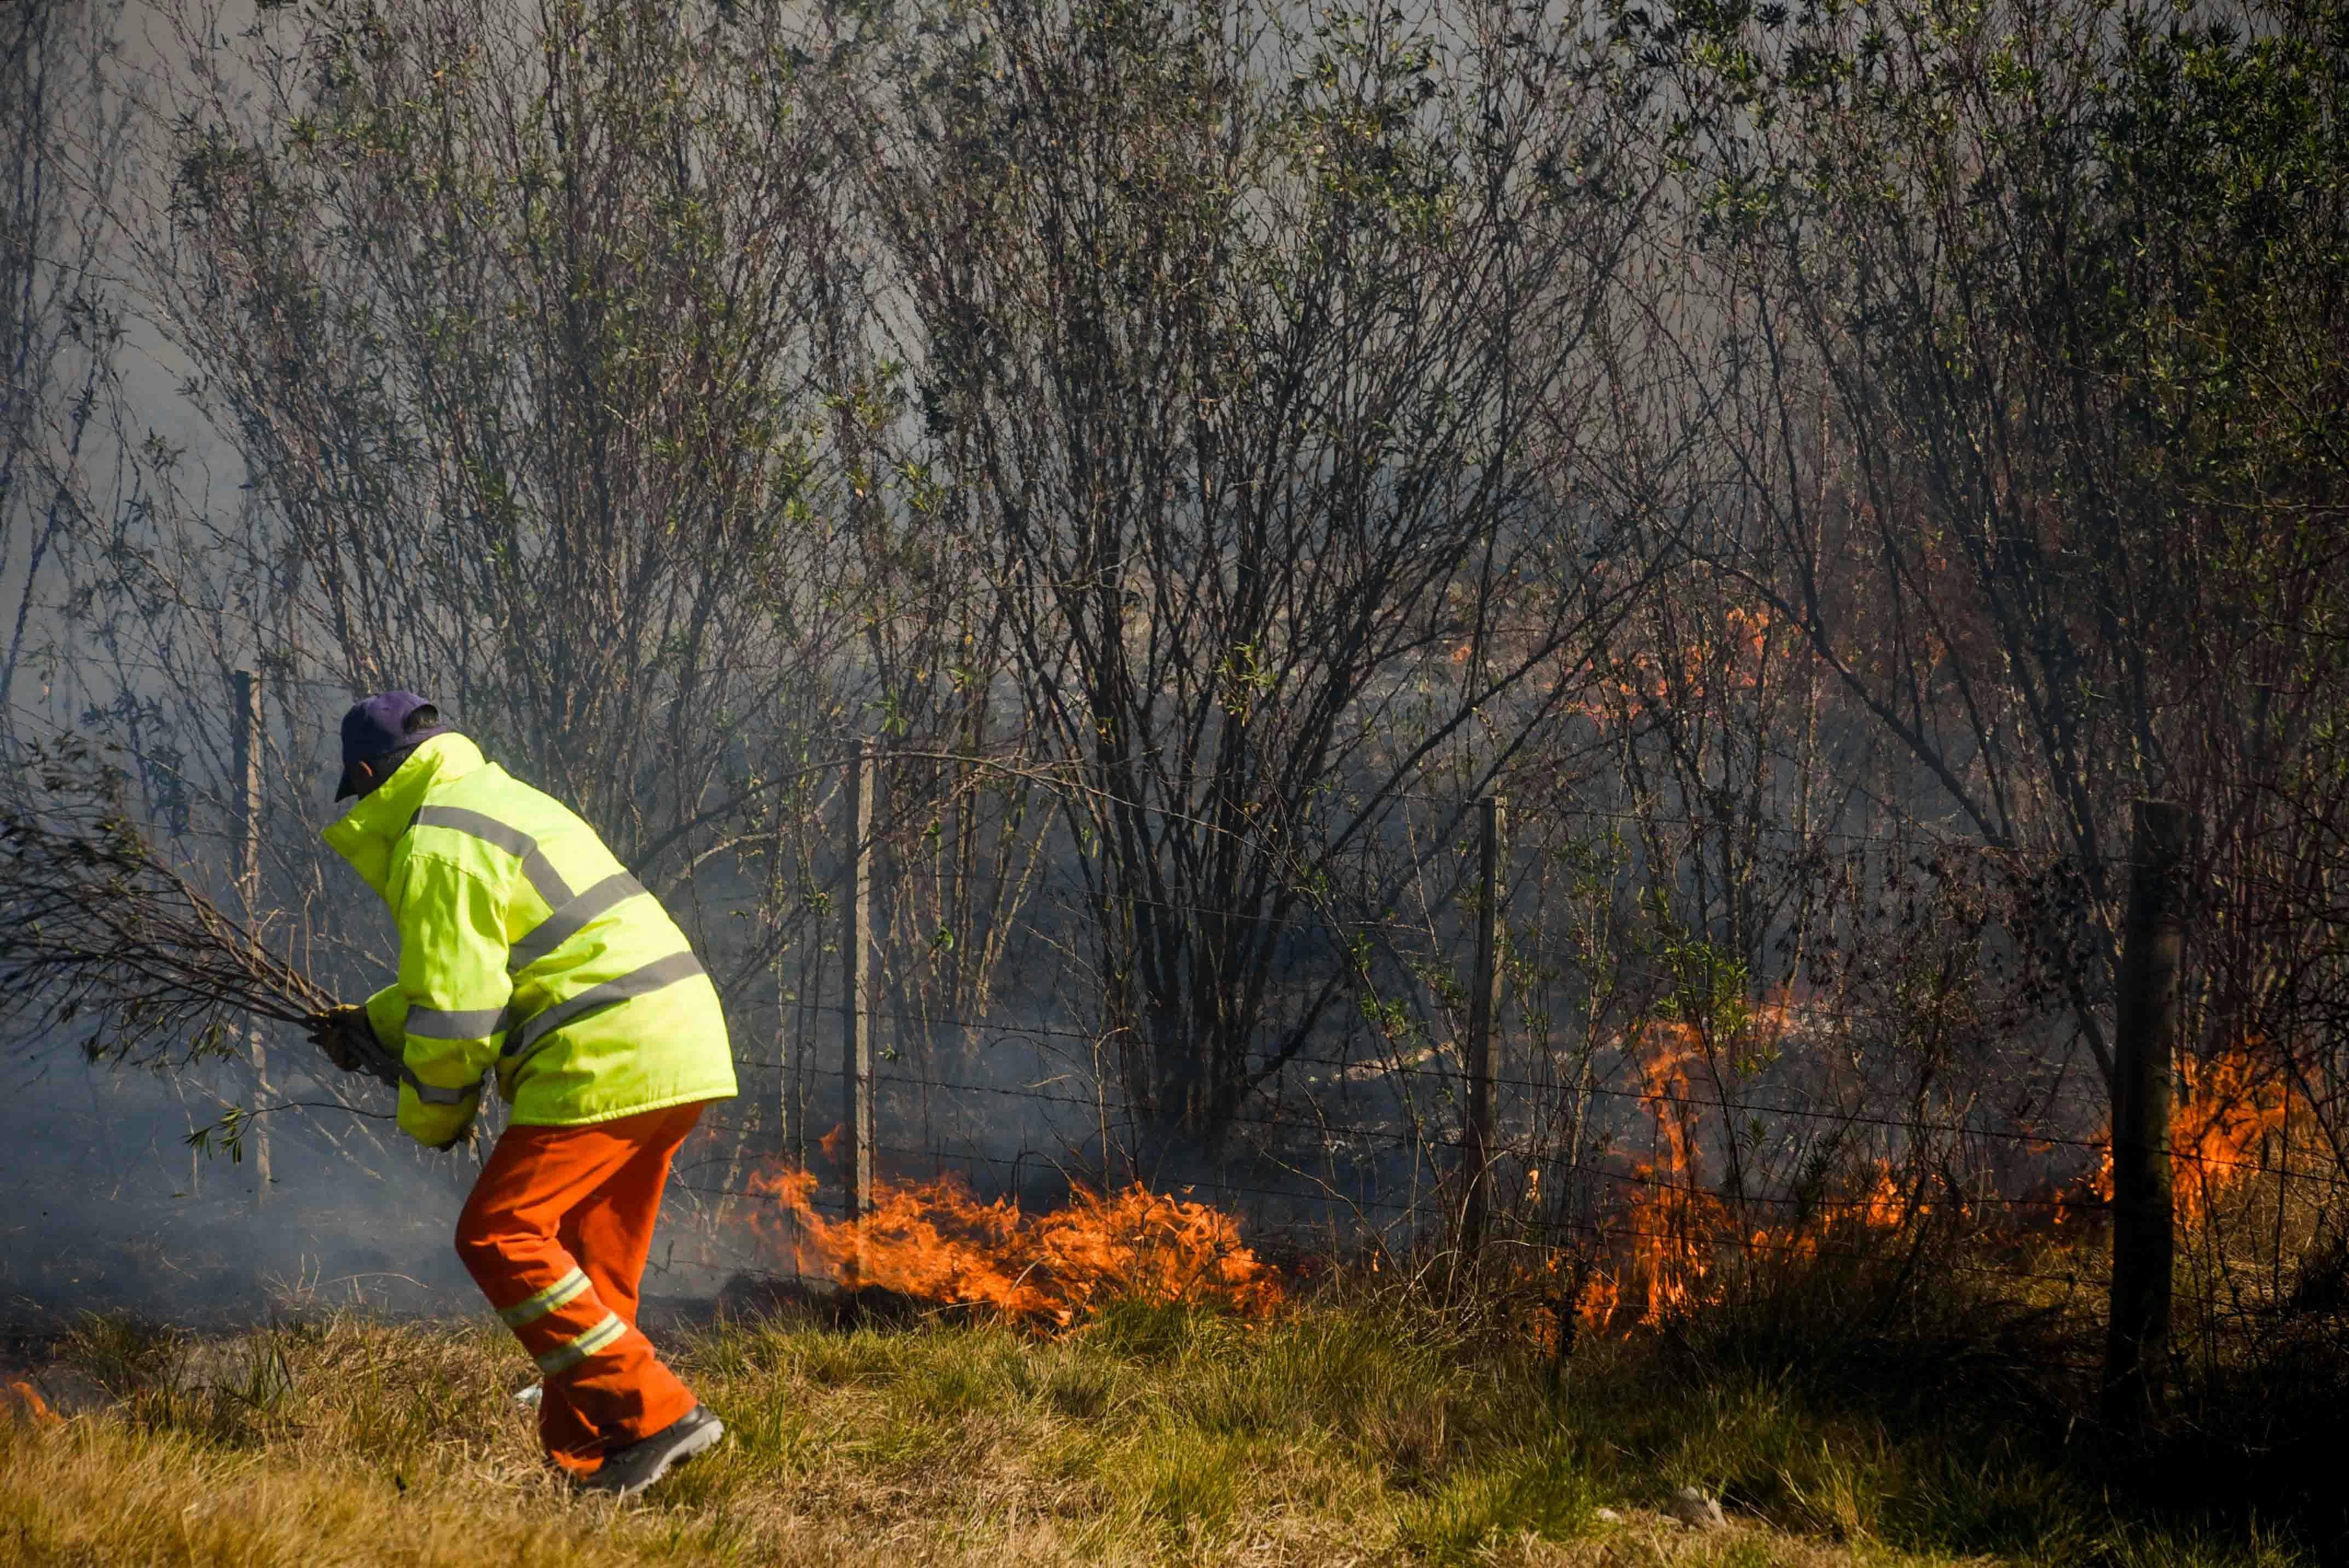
500, 1266, 591, 1328
453, 1103, 706, 1474
535, 1311, 628, 1376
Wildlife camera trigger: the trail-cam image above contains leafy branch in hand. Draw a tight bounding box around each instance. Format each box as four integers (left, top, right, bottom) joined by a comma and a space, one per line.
0, 739, 334, 1069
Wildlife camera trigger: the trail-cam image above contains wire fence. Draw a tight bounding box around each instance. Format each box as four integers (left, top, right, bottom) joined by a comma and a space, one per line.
720, 997, 2342, 1189
487, 759, 2348, 1399
678, 861, 2344, 1360
690, 1052, 2347, 1216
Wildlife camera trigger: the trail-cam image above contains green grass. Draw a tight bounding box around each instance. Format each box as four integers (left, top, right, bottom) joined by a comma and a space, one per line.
0, 1291, 2318, 1567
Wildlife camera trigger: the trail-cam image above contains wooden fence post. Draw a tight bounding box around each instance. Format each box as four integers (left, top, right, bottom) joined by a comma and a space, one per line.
1460, 795, 1503, 1256
842, 739, 876, 1228
2105, 799, 2188, 1431
232, 669, 270, 1205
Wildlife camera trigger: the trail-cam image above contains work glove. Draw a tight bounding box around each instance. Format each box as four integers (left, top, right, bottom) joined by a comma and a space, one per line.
306, 1004, 401, 1089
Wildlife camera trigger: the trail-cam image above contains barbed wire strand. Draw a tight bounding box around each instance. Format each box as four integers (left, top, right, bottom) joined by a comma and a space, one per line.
727, 1009, 2340, 1187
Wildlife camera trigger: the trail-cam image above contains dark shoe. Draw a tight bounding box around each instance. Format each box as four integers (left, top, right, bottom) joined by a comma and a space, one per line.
576, 1404, 724, 1498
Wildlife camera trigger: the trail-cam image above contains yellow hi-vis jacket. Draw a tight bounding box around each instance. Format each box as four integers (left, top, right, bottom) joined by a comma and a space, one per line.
322, 733, 737, 1147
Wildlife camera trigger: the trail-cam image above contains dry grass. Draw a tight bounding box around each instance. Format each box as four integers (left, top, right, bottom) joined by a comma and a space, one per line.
0, 1302, 2308, 1567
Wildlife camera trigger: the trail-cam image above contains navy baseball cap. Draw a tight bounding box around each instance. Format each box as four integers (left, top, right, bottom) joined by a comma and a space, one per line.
336, 691, 452, 800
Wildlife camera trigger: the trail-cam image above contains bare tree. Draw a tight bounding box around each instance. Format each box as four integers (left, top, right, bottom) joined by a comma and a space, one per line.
1, 0, 130, 756
88, 0, 874, 907
841, 0, 1667, 1143
1643, 0, 2349, 1102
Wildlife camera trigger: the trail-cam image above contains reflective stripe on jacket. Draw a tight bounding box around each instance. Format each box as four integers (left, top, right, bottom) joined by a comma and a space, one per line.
322, 733, 737, 1147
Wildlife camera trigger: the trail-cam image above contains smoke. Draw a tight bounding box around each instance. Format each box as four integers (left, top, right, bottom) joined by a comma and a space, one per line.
0, 1052, 483, 1327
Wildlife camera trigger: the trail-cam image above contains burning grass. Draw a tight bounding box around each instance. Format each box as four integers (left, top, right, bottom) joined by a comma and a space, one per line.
1, 1023, 2331, 1566
1, 1381, 59, 1425
0, 1282, 2319, 1568
1530, 1010, 2331, 1347
744, 1166, 1283, 1324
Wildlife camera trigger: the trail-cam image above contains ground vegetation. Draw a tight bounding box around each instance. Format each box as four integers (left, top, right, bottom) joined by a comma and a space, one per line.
0, 1271, 2328, 1566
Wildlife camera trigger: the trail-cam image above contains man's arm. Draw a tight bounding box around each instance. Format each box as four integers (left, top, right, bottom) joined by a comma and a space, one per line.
385, 854, 514, 1148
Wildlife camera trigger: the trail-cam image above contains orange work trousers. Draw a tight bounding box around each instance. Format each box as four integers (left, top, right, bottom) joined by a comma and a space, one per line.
455, 1100, 708, 1473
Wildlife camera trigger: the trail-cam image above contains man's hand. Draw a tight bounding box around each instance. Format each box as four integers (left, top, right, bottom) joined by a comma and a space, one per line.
307, 1005, 400, 1087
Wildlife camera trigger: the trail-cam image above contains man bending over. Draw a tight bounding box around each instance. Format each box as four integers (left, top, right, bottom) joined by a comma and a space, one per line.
313, 692, 737, 1497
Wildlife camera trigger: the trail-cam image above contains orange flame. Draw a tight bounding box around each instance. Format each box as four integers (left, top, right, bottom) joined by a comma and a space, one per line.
1575, 1268, 1622, 1330
2078, 1039, 2299, 1226
1573, 1018, 1725, 1329
744, 1164, 1283, 1327
1576, 1031, 2306, 1341
1571, 606, 1778, 729
3, 1381, 60, 1425
1565, 1004, 1942, 1335
2173, 1044, 2293, 1224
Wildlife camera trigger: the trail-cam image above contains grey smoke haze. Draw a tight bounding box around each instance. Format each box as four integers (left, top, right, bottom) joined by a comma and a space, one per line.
0, 1043, 782, 1327
5, 0, 2242, 1349
2, 1055, 476, 1324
